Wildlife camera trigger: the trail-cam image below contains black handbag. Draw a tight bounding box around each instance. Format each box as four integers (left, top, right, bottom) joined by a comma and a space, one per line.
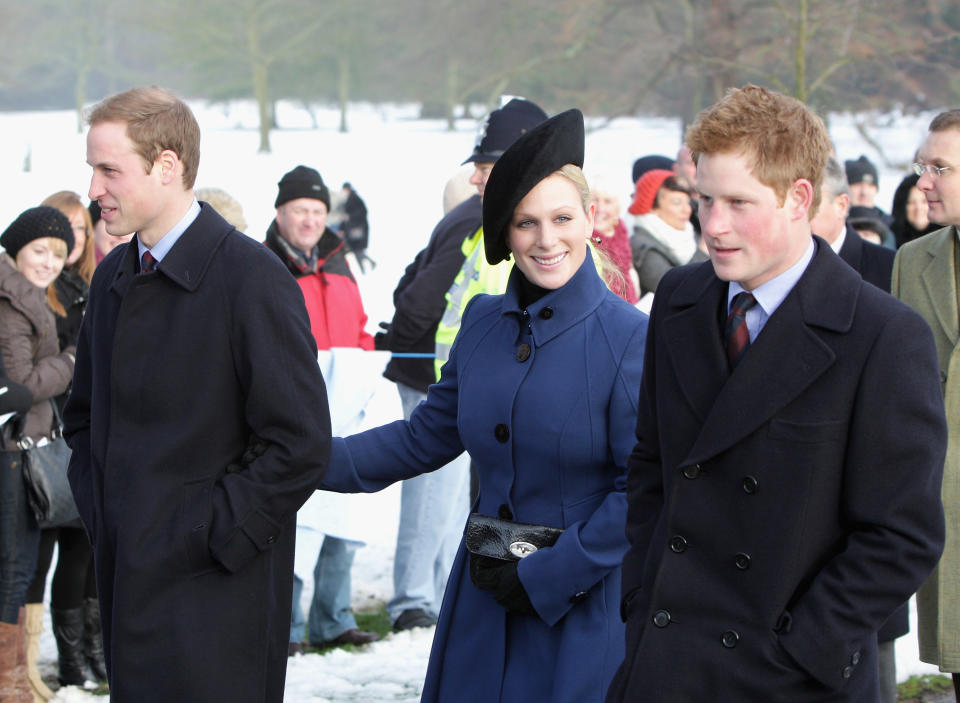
18, 400, 79, 528
464, 512, 563, 561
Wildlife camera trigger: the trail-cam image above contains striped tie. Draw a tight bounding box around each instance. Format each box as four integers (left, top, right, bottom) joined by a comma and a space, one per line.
724, 292, 757, 369
140, 251, 158, 275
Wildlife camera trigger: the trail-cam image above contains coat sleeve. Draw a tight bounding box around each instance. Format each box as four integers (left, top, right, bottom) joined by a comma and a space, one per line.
620, 289, 668, 622
319, 298, 475, 493
0, 302, 74, 403
64, 294, 95, 536
778, 303, 947, 689
206, 254, 333, 574
517, 315, 648, 626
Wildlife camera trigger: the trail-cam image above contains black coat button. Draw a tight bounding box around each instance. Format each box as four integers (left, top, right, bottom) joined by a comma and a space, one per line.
516, 344, 531, 362
266, 535, 276, 544
570, 591, 588, 604
670, 535, 688, 553
539, 307, 554, 319
498, 504, 513, 520
494, 424, 510, 443
721, 630, 739, 648
842, 665, 853, 679
734, 553, 751, 570
652, 609, 671, 628
682, 464, 701, 479
851, 651, 861, 666
742, 476, 758, 494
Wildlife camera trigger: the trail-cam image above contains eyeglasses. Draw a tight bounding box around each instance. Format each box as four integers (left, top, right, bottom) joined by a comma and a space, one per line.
912, 162, 954, 178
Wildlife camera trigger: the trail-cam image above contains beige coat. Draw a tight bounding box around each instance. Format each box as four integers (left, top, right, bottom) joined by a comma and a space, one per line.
0, 253, 74, 448
892, 225, 960, 671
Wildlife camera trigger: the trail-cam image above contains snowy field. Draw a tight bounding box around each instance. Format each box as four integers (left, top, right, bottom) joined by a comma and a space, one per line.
0, 100, 945, 701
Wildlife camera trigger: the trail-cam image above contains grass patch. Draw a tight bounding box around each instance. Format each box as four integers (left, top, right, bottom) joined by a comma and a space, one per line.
897, 673, 953, 701
303, 603, 392, 654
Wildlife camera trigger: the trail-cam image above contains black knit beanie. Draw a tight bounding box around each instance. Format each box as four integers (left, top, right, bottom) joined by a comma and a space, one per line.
1, 205, 74, 259
275, 165, 331, 210
482, 109, 585, 265
844, 155, 879, 187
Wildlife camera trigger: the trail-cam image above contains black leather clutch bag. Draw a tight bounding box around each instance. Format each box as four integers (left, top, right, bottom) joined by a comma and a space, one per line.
464, 513, 564, 561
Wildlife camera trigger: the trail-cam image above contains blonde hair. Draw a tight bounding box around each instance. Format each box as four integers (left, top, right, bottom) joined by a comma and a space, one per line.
41, 191, 96, 283
41, 192, 95, 317
557, 164, 626, 295
196, 187, 247, 231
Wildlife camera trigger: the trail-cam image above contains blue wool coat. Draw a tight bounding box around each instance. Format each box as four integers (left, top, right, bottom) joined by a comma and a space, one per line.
323, 251, 647, 702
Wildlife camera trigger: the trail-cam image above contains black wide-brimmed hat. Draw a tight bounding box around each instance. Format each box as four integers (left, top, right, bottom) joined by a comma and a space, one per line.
482, 109, 585, 265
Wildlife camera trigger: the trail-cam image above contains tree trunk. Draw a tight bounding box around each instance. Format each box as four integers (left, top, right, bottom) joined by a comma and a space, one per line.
254, 63, 271, 153
446, 58, 458, 131
338, 55, 349, 133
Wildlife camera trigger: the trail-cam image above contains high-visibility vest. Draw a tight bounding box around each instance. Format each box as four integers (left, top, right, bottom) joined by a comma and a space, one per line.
434, 227, 513, 380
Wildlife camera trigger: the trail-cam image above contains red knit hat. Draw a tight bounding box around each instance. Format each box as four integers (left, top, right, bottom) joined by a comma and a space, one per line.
628, 169, 673, 216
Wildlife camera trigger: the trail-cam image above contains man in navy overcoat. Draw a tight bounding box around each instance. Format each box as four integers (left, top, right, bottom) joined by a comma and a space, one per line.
606, 85, 947, 703
64, 87, 331, 703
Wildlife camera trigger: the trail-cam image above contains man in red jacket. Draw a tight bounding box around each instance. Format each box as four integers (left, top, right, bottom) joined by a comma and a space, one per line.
265, 165, 374, 351
264, 165, 378, 652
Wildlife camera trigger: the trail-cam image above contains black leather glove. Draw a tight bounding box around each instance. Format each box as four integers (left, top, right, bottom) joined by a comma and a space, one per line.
469, 554, 536, 616
374, 322, 392, 351
0, 376, 32, 416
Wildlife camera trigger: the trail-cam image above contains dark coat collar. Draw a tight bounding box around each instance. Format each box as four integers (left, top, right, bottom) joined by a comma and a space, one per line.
838, 223, 864, 271
109, 203, 233, 298
663, 236, 860, 464
499, 247, 611, 346
264, 221, 345, 279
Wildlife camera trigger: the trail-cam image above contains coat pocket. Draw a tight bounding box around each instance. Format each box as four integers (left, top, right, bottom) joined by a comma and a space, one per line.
768, 418, 846, 444
182, 476, 217, 575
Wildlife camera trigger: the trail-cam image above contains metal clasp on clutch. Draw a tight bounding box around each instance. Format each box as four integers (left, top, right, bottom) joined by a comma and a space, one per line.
509, 541, 538, 558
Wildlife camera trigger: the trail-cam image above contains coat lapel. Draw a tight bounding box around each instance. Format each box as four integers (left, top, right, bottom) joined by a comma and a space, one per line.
675, 241, 853, 465
920, 227, 959, 347
661, 263, 729, 424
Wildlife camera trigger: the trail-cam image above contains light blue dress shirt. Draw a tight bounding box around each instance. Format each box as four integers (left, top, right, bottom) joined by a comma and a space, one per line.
727, 238, 815, 343
136, 198, 201, 266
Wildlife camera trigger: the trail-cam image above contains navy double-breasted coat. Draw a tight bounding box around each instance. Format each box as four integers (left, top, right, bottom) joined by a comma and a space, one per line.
322, 252, 647, 702
64, 204, 331, 703
607, 239, 946, 702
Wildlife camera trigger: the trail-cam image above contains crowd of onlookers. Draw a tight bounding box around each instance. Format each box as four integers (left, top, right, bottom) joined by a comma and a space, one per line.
0, 84, 957, 703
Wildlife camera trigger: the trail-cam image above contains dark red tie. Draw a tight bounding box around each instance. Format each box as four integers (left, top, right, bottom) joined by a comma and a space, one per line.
725, 292, 757, 368
140, 251, 158, 275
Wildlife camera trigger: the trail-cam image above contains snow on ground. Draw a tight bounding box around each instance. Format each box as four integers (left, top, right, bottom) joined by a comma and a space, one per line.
0, 101, 945, 701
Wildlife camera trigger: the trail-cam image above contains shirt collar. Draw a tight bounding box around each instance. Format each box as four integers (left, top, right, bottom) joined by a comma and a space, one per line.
829, 227, 846, 254
137, 198, 201, 263
728, 237, 815, 319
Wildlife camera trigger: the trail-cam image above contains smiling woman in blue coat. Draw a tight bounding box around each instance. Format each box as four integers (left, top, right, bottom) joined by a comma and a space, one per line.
320, 109, 647, 703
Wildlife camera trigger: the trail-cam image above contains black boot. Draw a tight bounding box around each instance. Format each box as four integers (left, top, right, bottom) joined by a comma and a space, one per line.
51, 607, 93, 687
82, 599, 107, 683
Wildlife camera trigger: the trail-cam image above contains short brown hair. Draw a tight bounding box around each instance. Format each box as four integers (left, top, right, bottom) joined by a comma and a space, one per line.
87, 86, 200, 189
930, 109, 960, 133
685, 84, 831, 214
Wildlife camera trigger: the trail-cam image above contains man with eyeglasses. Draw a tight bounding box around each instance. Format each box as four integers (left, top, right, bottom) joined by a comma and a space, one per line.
892, 109, 960, 699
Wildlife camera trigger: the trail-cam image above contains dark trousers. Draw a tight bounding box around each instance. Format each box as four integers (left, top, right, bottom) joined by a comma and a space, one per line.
0, 450, 39, 623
